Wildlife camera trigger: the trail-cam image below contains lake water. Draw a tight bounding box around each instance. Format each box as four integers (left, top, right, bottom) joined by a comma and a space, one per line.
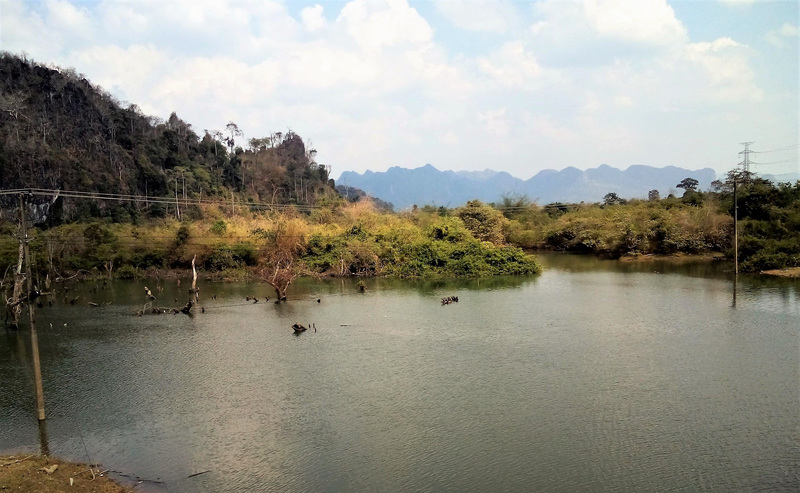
1, 254, 798, 492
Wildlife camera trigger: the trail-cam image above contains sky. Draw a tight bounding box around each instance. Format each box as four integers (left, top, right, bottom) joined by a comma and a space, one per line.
1, 0, 798, 180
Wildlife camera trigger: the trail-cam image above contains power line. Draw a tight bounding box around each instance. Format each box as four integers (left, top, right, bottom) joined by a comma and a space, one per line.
752, 144, 799, 154
755, 158, 798, 166
0, 188, 326, 212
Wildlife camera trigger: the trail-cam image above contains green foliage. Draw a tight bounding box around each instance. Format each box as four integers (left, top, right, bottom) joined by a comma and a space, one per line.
456, 200, 507, 244
680, 190, 704, 207
210, 220, 227, 235
426, 216, 469, 243
204, 242, 258, 271
175, 225, 190, 245
115, 265, 138, 279
300, 214, 539, 278
130, 250, 166, 269
731, 180, 800, 272
540, 201, 731, 257
603, 193, 625, 206
676, 177, 699, 191
83, 223, 116, 248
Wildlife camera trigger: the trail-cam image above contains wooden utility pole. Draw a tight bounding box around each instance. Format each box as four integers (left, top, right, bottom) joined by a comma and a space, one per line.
19, 193, 46, 420
733, 178, 739, 275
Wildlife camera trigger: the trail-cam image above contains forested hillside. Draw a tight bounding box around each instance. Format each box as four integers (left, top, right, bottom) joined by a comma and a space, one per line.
0, 53, 333, 221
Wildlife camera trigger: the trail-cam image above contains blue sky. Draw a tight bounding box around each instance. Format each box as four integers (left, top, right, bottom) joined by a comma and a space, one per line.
1, 0, 797, 180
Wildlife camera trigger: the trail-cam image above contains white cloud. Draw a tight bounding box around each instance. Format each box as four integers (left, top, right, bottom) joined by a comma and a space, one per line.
524, 114, 577, 147
45, 0, 93, 38
433, 0, 517, 33
614, 95, 633, 107
337, 0, 433, 53
66, 44, 167, 99
718, 0, 756, 6
583, 0, 687, 46
301, 4, 326, 32
684, 37, 763, 103
477, 108, 510, 137
766, 22, 798, 48
477, 41, 543, 88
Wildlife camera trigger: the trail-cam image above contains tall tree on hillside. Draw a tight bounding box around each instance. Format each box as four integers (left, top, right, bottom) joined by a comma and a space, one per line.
603, 192, 625, 205
0, 91, 28, 143
225, 121, 242, 153
676, 177, 699, 192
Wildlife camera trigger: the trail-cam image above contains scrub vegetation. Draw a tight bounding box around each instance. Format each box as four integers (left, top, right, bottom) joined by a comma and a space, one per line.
0, 198, 540, 288
499, 171, 800, 273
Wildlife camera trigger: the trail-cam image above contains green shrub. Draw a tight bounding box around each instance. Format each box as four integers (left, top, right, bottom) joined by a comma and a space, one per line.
211, 220, 227, 235
116, 265, 138, 279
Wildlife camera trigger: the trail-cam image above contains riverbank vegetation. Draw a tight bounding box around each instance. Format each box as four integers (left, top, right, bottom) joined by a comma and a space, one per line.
0, 198, 540, 289
498, 171, 799, 273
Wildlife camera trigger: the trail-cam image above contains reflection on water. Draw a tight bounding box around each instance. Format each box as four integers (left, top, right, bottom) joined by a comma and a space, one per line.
38, 420, 49, 456
1, 254, 798, 492
536, 251, 734, 277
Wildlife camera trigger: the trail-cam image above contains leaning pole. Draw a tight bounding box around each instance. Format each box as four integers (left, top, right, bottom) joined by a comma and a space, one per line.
20, 192, 46, 421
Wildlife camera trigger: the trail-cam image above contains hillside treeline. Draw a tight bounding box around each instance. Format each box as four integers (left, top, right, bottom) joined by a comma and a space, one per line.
499, 172, 799, 273
0, 52, 333, 222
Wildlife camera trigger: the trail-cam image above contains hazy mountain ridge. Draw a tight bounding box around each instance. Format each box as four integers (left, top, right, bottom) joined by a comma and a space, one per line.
338, 163, 719, 209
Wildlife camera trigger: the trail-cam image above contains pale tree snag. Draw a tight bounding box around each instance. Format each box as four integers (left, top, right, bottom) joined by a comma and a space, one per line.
260, 259, 299, 301
8, 240, 25, 329
191, 254, 198, 302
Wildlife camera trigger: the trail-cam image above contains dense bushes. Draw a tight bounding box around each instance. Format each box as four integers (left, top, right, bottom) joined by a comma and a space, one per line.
734, 180, 800, 271
536, 201, 731, 257
300, 214, 538, 278
501, 178, 799, 272
0, 200, 540, 282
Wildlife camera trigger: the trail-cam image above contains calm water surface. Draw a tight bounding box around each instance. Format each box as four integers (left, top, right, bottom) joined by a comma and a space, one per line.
1, 254, 798, 492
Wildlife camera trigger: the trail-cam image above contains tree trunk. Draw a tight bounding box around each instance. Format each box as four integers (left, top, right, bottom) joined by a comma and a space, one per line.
263, 262, 297, 302
9, 241, 24, 328
191, 254, 198, 302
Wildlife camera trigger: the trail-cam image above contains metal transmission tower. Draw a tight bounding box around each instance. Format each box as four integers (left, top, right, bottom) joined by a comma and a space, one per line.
738, 141, 755, 173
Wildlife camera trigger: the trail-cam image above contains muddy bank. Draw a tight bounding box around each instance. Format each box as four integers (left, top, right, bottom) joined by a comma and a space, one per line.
761, 267, 800, 278
618, 252, 726, 263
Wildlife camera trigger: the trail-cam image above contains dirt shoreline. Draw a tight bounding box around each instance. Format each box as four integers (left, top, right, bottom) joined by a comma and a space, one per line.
760, 267, 800, 278
618, 253, 799, 278
618, 252, 726, 262
0, 455, 134, 492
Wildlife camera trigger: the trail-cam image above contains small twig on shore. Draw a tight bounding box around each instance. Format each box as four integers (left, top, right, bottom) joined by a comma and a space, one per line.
111, 469, 165, 484
1, 454, 34, 467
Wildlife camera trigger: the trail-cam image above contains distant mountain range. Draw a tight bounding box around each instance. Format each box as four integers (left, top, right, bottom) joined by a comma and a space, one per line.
337, 164, 719, 209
